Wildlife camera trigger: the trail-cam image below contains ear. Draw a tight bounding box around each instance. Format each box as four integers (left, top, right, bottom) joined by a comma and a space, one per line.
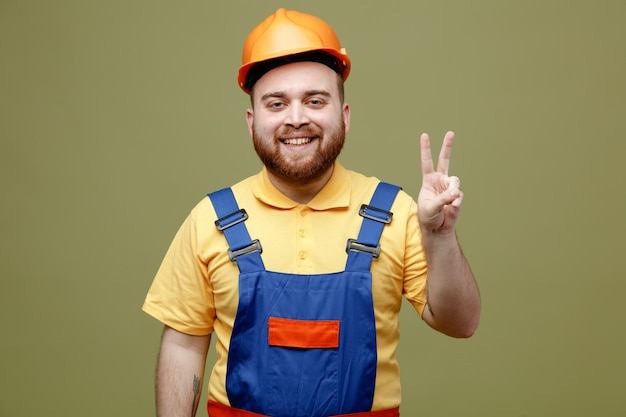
246, 108, 254, 137
342, 103, 351, 134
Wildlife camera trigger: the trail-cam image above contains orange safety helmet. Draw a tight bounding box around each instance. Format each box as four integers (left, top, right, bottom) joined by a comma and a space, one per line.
238, 8, 351, 94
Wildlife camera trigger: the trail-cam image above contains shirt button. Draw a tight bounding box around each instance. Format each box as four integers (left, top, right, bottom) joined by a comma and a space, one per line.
299, 229, 306, 238
299, 251, 306, 259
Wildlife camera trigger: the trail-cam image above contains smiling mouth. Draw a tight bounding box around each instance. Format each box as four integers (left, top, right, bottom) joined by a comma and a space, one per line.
281, 137, 315, 145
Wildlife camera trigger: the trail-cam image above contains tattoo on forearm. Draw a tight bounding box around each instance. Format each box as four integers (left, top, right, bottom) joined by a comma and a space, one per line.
426, 285, 435, 317
191, 374, 201, 417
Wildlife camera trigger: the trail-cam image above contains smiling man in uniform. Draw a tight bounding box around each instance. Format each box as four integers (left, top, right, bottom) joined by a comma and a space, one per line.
143, 8, 481, 417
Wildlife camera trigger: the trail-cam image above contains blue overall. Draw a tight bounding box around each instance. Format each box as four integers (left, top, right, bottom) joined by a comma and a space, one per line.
208, 182, 400, 417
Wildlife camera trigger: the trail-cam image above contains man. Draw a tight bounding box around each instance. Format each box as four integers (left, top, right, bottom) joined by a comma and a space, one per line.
143, 8, 480, 417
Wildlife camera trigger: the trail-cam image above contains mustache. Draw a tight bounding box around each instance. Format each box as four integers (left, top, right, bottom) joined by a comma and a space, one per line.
276, 126, 323, 138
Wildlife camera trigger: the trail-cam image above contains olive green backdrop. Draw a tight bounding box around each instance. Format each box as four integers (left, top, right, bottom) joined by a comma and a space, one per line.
1, 1, 624, 416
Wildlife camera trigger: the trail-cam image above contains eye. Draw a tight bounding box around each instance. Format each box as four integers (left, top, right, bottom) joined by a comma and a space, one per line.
307, 97, 326, 107
267, 101, 286, 110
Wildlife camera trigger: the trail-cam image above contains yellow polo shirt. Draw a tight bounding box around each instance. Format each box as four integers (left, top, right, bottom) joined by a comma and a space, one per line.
142, 161, 428, 411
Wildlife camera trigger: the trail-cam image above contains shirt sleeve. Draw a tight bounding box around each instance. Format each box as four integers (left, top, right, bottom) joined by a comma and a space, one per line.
402, 200, 429, 317
142, 212, 216, 336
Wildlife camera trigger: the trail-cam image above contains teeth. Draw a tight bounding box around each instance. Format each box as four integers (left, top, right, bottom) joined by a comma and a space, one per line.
283, 137, 313, 145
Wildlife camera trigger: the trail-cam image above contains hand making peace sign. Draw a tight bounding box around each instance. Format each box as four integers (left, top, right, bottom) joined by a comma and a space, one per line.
418, 131, 464, 236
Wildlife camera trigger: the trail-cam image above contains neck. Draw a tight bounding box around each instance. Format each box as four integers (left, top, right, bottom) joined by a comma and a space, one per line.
267, 164, 334, 205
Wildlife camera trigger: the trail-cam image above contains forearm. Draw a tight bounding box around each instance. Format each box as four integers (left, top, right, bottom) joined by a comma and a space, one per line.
156, 326, 211, 417
421, 230, 480, 338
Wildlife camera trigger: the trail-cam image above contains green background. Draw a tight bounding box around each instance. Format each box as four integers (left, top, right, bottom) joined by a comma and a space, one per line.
1, 1, 624, 416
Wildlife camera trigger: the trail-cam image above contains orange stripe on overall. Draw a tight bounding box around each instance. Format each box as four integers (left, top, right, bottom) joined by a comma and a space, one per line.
208, 401, 400, 417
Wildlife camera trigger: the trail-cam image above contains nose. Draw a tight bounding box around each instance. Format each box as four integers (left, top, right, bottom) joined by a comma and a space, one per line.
284, 103, 310, 128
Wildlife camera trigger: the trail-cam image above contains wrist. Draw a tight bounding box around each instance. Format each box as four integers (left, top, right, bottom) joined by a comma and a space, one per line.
420, 226, 457, 241
419, 227, 460, 256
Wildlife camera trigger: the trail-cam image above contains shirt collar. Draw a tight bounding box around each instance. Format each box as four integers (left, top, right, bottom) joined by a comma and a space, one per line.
252, 160, 351, 210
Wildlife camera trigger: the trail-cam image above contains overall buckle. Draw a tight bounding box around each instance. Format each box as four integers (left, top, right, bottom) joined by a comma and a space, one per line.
228, 239, 263, 261
346, 238, 380, 258
215, 209, 248, 231
359, 204, 393, 224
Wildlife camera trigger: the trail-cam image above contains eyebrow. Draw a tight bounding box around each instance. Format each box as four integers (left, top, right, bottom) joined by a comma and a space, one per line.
260, 90, 332, 102
304, 90, 332, 98
260, 92, 285, 101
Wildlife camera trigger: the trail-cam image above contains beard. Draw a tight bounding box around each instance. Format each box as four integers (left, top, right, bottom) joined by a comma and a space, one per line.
252, 122, 346, 185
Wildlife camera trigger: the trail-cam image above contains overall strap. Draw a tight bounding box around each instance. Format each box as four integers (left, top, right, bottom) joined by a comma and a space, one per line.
208, 188, 265, 273
346, 182, 401, 272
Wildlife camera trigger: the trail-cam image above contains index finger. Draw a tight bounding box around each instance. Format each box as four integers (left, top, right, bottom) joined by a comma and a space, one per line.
436, 131, 456, 175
